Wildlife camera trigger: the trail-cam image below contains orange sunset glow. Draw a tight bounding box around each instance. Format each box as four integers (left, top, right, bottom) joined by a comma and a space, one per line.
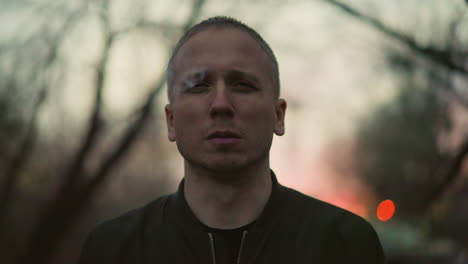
272, 142, 375, 219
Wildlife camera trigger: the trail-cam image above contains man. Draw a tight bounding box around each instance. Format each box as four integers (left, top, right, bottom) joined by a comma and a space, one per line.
78, 16, 385, 264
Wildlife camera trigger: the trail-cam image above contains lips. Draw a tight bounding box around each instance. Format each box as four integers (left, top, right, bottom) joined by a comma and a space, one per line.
207, 131, 241, 139
206, 131, 241, 145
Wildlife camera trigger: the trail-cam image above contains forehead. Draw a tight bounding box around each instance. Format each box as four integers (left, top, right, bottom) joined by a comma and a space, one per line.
172, 28, 271, 79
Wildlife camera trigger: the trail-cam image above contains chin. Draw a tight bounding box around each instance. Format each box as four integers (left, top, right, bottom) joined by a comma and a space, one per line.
182, 149, 269, 176
187, 157, 250, 174
203, 159, 247, 172
200, 156, 266, 178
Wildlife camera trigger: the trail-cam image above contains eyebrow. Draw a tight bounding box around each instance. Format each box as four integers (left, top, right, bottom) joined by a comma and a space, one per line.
225, 70, 261, 85
181, 69, 209, 90
180, 69, 261, 89
184, 69, 208, 81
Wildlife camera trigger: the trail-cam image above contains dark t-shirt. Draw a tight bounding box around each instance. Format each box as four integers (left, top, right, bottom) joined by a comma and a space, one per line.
203, 221, 255, 264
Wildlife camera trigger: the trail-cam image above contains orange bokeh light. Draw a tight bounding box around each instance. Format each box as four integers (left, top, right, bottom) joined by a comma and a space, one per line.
377, 200, 395, 221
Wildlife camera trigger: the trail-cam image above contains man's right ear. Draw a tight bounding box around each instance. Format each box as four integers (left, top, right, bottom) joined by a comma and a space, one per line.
165, 104, 176, 142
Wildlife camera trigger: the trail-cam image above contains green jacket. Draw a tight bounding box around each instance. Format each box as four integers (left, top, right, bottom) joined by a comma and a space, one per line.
78, 173, 385, 264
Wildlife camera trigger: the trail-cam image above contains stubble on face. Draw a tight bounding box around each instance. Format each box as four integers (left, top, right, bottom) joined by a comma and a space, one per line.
165, 28, 286, 178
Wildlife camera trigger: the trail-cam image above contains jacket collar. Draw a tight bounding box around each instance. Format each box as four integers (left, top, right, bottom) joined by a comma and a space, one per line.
169, 170, 289, 264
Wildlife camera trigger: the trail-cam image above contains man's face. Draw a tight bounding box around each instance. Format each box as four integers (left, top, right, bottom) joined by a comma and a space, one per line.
165, 28, 286, 174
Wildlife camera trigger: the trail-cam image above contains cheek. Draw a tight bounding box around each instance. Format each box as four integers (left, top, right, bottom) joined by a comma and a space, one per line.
240, 103, 276, 130
173, 102, 206, 135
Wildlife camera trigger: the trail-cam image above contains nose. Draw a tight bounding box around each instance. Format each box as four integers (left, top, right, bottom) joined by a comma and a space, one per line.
209, 81, 234, 118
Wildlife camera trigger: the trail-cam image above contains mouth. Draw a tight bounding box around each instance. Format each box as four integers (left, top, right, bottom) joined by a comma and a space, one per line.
207, 131, 241, 139
207, 131, 241, 144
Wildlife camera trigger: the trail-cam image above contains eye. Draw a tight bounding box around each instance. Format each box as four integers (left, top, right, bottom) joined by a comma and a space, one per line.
184, 81, 210, 94
233, 81, 256, 92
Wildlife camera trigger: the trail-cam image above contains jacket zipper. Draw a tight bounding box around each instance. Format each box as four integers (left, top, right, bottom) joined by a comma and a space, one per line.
236, 231, 248, 264
208, 233, 216, 264
208, 230, 249, 264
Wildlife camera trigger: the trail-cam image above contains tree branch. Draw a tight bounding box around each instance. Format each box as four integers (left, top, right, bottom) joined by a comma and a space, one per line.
0, 88, 46, 223
320, 0, 468, 75
20, 4, 114, 264
20, 1, 207, 263
0, 0, 87, 223
63, 32, 114, 186
426, 138, 468, 211
81, 0, 207, 199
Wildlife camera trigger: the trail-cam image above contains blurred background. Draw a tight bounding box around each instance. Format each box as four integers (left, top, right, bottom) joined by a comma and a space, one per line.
1, 0, 467, 263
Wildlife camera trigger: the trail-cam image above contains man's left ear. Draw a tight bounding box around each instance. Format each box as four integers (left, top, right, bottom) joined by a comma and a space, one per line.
165, 104, 176, 142
274, 98, 287, 136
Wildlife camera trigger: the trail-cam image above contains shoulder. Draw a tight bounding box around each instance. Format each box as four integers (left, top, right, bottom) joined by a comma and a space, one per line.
77, 194, 172, 264
282, 186, 356, 224
92, 194, 169, 239
282, 186, 385, 263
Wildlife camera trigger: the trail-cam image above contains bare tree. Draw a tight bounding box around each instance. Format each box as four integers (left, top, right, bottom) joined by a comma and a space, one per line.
0, 0, 206, 263
321, 0, 468, 215
318, 0, 468, 260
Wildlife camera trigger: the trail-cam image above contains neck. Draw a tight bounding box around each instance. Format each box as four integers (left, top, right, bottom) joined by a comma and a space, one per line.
183, 162, 272, 229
